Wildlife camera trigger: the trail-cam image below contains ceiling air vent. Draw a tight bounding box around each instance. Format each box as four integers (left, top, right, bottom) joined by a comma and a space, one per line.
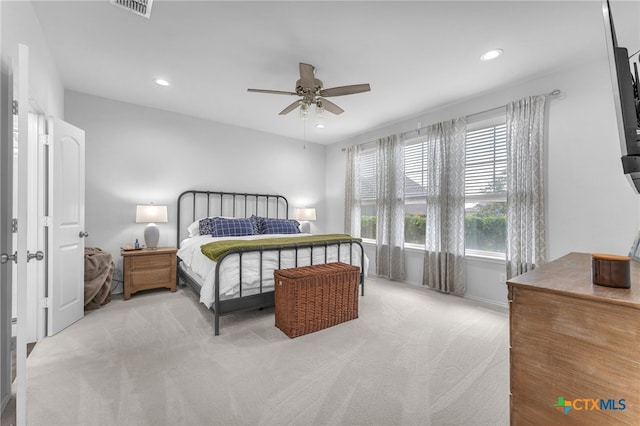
110, 0, 153, 19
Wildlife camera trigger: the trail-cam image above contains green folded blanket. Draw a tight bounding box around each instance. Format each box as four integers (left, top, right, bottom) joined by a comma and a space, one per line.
201, 234, 361, 262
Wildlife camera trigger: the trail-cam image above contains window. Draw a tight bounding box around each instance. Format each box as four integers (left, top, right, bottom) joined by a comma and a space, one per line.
402, 123, 507, 252
353, 121, 507, 256
359, 148, 377, 240
404, 140, 427, 245
464, 124, 507, 255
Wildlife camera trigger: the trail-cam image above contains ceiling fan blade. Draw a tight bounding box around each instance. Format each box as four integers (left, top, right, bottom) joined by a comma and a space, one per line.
318, 98, 344, 115
279, 99, 302, 115
248, 88, 298, 96
299, 63, 315, 89
320, 84, 371, 97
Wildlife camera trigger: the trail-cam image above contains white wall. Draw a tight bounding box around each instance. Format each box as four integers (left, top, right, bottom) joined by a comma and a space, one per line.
1, 1, 64, 117
326, 57, 640, 306
64, 91, 326, 291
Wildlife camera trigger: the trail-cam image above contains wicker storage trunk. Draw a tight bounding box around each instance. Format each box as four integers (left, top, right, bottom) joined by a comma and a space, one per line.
274, 262, 360, 338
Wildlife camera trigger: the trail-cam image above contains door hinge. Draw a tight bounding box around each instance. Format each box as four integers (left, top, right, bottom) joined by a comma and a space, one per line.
40, 216, 52, 227
39, 134, 50, 146
12, 100, 18, 115
40, 297, 49, 309
11, 218, 17, 233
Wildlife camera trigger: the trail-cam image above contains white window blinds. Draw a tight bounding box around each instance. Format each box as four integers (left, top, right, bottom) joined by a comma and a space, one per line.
357, 123, 506, 202
359, 149, 377, 200
404, 141, 426, 198
465, 124, 507, 199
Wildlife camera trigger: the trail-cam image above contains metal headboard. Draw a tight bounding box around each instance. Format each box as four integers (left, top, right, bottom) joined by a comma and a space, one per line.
176, 190, 289, 246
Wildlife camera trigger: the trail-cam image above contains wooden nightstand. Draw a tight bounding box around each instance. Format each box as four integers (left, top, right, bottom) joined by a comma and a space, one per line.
121, 247, 177, 300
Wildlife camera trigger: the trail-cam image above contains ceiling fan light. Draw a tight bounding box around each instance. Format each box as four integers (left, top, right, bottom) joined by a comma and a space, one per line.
248, 63, 369, 118
315, 103, 325, 128
300, 102, 310, 120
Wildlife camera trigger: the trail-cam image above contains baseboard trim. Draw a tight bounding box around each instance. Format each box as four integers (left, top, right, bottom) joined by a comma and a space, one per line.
463, 294, 508, 310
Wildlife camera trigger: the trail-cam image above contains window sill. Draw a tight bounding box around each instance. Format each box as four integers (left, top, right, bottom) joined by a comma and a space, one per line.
362, 241, 506, 264
465, 250, 506, 265
404, 242, 425, 252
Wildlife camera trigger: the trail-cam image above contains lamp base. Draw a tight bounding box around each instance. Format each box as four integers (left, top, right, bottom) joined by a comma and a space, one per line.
144, 223, 160, 249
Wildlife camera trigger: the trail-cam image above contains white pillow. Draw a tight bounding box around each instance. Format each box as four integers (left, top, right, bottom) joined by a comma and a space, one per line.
187, 220, 202, 238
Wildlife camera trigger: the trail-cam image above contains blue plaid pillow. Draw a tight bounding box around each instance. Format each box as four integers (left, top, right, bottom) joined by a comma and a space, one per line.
210, 217, 257, 237
260, 218, 300, 234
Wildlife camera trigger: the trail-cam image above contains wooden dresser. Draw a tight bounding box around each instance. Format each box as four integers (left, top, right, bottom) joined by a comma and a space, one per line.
507, 252, 640, 425
121, 247, 177, 300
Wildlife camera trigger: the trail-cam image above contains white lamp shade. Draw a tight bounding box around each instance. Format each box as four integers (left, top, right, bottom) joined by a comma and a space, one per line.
294, 207, 316, 221
136, 205, 168, 223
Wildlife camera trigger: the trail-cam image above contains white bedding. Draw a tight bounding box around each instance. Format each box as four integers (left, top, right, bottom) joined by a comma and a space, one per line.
178, 233, 368, 308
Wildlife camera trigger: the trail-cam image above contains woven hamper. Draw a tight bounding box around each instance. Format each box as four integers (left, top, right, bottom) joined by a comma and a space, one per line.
274, 262, 360, 338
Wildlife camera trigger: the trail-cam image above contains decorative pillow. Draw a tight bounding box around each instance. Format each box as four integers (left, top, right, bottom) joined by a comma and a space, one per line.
210, 217, 257, 237
191, 216, 239, 237
198, 217, 216, 236
251, 215, 264, 233
259, 217, 301, 234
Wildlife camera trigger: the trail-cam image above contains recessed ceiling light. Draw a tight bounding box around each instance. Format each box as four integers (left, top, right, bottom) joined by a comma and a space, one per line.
155, 78, 170, 87
480, 49, 503, 61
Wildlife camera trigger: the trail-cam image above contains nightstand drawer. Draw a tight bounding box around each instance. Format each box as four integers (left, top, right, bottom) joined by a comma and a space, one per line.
129, 253, 173, 270
130, 266, 173, 288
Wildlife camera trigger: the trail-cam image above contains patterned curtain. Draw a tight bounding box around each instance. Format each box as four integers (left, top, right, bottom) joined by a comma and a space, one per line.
422, 118, 467, 294
376, 135, 405, 280
506, 95, 547, 278
344, 145, 362, 237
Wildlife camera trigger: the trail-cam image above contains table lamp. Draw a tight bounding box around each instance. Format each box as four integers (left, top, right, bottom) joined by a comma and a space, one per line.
136, 204, 168, 249
295, 207, 316, 233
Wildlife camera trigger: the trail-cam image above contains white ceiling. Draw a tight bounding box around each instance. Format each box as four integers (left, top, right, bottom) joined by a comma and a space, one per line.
31, 0, 640, 145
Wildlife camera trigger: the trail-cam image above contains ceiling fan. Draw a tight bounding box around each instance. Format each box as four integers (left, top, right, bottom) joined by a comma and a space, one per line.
247, 63, 371, 117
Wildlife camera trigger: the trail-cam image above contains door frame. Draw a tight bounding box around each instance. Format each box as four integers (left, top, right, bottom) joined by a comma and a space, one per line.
27, 112, 46, 342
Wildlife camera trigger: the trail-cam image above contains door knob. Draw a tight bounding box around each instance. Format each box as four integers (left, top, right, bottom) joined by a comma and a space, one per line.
27, 250, 44, 262
79, 231, 89, 238
0, 252, 17, 264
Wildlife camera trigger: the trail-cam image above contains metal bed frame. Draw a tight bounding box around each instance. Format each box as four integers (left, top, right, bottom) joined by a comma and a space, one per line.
176, 190, 365, 335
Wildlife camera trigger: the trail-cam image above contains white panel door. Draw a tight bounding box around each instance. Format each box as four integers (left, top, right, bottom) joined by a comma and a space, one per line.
14, 43, 30, 426
0, 53, 14, 420
47, 118, 85, 336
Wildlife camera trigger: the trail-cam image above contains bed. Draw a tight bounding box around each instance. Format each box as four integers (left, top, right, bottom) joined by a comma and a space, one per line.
176, 190, 367, 335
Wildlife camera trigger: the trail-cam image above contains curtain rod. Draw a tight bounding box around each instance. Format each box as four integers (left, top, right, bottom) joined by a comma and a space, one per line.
341, 89, 561, 151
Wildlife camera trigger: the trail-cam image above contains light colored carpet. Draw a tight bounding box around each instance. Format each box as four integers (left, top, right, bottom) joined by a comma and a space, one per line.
25, 277, 509, 426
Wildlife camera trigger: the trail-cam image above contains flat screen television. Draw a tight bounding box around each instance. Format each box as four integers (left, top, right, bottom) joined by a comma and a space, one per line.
602, 0, 640, 193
